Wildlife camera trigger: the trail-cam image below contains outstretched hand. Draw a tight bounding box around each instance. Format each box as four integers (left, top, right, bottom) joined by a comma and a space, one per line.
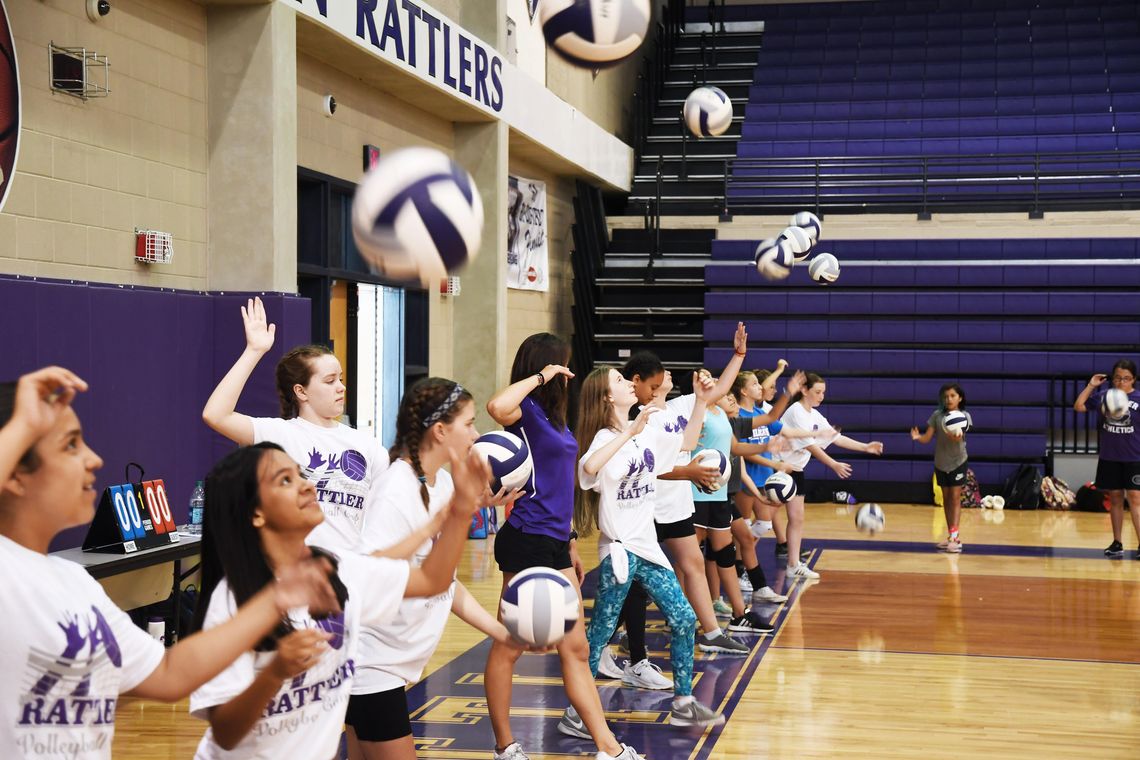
1088, 373, 1107, 389
785, 370, 807, 396
450, 447, 493, 517
692, 372, 717, 404
9, 367, 88, 440
242, 297, 277, 354
629, 405, 660, 437
733, 322, 748, 355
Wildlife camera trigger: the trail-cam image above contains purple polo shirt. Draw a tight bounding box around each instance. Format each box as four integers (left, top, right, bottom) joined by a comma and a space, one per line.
506, 396, 577, 540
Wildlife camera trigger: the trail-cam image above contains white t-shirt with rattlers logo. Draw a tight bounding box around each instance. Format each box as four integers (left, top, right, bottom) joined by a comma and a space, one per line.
251, 417, 388, 554
579, 425, 683, 571
0, 535, 166, 759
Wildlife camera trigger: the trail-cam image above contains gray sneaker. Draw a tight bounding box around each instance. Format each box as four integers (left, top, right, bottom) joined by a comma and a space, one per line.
670, 697, 725, 727
557, 705, 592, 740
697, 632, 749, 655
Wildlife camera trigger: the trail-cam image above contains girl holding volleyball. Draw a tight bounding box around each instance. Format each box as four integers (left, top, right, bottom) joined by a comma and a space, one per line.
188, 438, 487, 758
911, 383, 972, 553
345, 378, 527, 760
203, 297, 388, 553
778, 373, 883, 580
736, 364, 794, 552
575, 367, 725, 729
0, 368, 339, 760
1073, 359, 1140, 559
484, 334, 641, 760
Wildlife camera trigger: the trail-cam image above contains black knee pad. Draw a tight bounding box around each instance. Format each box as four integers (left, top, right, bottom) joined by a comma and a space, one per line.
715, 544, 737, 569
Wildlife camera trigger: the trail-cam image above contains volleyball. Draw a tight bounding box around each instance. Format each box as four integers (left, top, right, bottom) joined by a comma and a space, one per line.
683, 86, 733, 137
855, 503, 885, 534
779, 225, 815, 262
754, 237, 794, 280
339, 449, 368, 481
500, 566, 579, 647
693, 448, 730, 492
764, 471, 797, 503
473, 431, 533, 493
790, 211, 822, 240
943, 411, 970, 435
540, 0, 652, 68
808, 252, 840, 284
351, 147, 484, 286
1102, 388, 1130, 421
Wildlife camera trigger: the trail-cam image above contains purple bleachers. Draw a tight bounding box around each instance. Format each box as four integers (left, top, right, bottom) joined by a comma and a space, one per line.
702, 236, 1140, 489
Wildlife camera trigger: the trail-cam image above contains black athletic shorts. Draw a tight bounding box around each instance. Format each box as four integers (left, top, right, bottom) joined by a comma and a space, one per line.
345, 685, 412, 742
693, 498, 733, 530
790, 470, 806, 494
494, 520, 573, 573
935, 461, 969, 487
1095, 459, 1140, 491
655, 514, 696, 541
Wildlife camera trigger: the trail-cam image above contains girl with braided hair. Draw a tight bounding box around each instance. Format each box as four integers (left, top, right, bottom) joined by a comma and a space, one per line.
203, 297, 388, 553
345, 378, 528, 760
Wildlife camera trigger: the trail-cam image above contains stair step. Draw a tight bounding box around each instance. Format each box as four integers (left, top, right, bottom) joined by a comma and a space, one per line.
596, 277, 704, 287
596, 333, 703, 342
611, 227, 715, 242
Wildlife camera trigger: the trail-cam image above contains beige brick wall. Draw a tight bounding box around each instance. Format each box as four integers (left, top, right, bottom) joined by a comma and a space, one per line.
505, 156, 575, 363
0, 0, 208, 287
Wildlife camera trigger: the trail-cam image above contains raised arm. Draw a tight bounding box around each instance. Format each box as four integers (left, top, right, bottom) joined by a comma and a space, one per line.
0, 367, 88, 486
202, 297, 277, 445
486, 364, 574, 427
709, 322, 749, 398
682, 373, 716, 453
1073, 373, 1105, 413
582, 407, 657, 477
759, 359, 788, 391
748, 371, 806, 427
451, 582, 520, 647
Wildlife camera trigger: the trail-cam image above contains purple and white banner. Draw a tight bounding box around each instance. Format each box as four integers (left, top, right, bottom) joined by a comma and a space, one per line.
507, 175, 548, 292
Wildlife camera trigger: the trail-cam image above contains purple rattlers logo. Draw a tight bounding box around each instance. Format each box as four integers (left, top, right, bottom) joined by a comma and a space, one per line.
616, 448, 656, 502
299, 448, 370, 518
20, 606, 123, 727
664, 414, 688, 434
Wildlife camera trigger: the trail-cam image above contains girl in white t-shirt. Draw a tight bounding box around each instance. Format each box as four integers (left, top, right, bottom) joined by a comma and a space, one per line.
574, 367, 724, 729
203, 297, 388, 553
0, 368, 340, 760
778, 373, 883, 581
189, 439, 486, 759
345, 379, 525, 760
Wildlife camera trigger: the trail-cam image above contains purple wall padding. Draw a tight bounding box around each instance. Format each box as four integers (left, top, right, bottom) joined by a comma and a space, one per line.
0, 276, 311, 550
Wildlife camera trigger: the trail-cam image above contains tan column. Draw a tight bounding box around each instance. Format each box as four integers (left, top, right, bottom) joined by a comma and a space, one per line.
205, 2, 297, 292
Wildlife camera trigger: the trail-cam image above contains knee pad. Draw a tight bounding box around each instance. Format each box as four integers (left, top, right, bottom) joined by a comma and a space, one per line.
754, 519, 773, 536
715, 544, 737, 569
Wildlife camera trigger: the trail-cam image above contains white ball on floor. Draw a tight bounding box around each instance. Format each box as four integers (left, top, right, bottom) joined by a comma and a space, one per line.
991, 495, 1005, 510
855, 503, 885, 534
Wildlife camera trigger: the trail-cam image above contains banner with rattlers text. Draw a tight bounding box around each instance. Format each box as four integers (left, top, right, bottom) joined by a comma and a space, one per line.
507, 175, 549, 292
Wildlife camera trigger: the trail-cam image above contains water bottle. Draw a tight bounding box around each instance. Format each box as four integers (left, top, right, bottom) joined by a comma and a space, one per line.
188, 480, 205, 535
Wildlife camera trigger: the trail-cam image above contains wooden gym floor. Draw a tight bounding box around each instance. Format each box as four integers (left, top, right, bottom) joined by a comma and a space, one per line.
114, 503, 1140, 758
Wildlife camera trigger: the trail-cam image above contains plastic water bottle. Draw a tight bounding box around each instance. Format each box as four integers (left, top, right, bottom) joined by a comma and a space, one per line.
188, 480, 205, 535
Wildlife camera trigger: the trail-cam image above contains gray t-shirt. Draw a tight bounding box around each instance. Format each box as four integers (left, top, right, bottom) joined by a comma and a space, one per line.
928, 409, 972, 472
727, 416, 754, 494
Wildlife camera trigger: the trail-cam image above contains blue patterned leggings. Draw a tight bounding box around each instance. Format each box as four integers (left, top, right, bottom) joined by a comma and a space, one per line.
586, 553, 697, 696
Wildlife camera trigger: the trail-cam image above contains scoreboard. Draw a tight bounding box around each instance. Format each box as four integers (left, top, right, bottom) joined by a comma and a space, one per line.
83, 479, 181, 553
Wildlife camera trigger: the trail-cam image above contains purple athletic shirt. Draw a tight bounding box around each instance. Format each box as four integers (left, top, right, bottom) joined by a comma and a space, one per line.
1093, 387, 1140, 462
505, 396, 577, 540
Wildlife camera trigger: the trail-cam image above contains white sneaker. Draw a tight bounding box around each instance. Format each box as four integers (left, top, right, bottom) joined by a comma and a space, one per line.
738, 573, 753, 593
787, 563, 820, 581
597, 646, 625, 679
597, 744, 645, 760
493, 742, 530, 760
557, 705, 591, 740
621, 658, 673, 690
753, 585, 788, 603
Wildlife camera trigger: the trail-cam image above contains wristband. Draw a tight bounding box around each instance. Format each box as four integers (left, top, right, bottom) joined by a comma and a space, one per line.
568, 530, 578, 541
734, 351, 746, 357
535, 372, 546, 386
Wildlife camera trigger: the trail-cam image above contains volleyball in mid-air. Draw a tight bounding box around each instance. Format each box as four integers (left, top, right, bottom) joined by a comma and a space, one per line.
855, 503, 885, 534
540, 0, 652, 68
352, 147, 483, 286
683, 86, 734, 137
1102, 388, 1130, 421
500, 567, 579, 647
943, 411, 970, 435
755, 238, 794, 280
790, 211, 822, 241
808, 252, 841, 284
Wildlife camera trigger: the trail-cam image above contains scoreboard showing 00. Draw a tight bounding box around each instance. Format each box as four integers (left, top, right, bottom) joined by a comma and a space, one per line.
83, 479, 180, 553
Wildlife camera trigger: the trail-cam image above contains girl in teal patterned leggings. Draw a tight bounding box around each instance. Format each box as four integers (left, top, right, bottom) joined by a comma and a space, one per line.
573, 367, 725, 729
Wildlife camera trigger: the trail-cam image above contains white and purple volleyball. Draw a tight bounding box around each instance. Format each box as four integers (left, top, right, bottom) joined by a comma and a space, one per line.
339, 449, 368, 481
500, 566, 579, 647
352, 147, 483, 286
808, 252, 840, 284
790, 211, 822, 241
473, 431, 533, 493
683, 86, 733, 137
855, 503, 885, 534
540, 0, 651, 68
754, 237, 794, 281
1102, 388, 1130, 421
779, 225, 815, 262
764, 471, 797, 503
943, 411, 970, 435
693, 448, 730, 492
